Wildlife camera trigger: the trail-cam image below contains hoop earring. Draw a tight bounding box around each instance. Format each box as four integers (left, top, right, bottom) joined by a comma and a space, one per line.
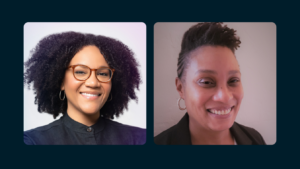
177, 98, 186, 110
108, 93, 112, 101
59, 90, 65, 101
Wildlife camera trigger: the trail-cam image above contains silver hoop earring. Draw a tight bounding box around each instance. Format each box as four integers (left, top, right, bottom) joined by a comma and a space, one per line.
59, 90, 65, 100
108, 93, 112, 101
177, 98, 186, 110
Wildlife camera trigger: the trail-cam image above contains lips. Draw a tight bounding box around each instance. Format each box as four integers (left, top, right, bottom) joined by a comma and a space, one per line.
80, 92, 101, 96
80, 92, 101, 100
207, 106, 235, 115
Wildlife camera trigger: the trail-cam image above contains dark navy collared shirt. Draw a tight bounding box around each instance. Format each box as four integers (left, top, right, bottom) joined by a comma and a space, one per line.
24, 113, 146, 145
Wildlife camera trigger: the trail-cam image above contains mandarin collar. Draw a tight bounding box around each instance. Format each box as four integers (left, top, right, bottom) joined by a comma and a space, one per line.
62, 113, 105, 134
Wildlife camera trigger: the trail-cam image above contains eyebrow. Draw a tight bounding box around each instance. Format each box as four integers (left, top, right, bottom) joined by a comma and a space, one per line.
72, 64, 109, 68
195, 69, 241, 75
228, 70, 241, 75
195, 69, 217, 75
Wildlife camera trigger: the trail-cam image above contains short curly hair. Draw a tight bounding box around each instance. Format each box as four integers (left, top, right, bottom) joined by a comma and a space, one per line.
24, 31, 141, 119
177, 22, 241, 80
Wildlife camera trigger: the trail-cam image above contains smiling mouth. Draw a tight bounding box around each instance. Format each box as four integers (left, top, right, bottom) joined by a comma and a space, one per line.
207, 106, 235, 115
80, 92, 101, 97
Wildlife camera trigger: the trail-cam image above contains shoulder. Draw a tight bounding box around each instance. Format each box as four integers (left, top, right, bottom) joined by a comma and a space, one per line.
154, 124, 178, 145
231, 122, 266, 145
234, 122, 260, 136
24, 119, 62, 145
154, 113, 191, 145
103, 119, 146, 145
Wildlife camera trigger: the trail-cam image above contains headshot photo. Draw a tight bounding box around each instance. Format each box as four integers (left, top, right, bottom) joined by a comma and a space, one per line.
154, 22, 276, 145
23, 22, 146, 145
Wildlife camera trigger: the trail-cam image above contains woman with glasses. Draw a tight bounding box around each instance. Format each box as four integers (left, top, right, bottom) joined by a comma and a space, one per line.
24, 32, 145, 145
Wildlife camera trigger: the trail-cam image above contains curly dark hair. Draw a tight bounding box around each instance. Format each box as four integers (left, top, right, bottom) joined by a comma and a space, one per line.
24, 32, 141, 119
177, 22, 241, 80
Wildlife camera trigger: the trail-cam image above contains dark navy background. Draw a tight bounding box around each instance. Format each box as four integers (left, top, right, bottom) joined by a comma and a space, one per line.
1, 1, 297, 168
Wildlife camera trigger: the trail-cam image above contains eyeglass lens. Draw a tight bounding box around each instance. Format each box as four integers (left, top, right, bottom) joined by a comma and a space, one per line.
74, 65, 112, 82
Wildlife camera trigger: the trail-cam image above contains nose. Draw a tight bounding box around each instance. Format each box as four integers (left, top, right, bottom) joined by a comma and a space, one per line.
212, 85, 233, 103
84, 70, 100, 88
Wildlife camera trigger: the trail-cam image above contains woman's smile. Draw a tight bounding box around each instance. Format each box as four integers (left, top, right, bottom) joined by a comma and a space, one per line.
80, 91, 102, 100
206, 106, 235, 119
207, 106, 234, 115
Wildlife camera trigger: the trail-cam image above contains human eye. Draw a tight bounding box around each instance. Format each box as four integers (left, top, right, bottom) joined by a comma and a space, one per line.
75, 71, 86, 75
228, 78, 240, 86
97, 69, 110, 77
98, 72, 109, 76
197, 78, 215, 87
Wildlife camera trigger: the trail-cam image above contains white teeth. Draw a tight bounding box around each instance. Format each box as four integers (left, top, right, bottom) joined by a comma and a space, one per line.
81, 93, 99, 97
210, 108, 232, 115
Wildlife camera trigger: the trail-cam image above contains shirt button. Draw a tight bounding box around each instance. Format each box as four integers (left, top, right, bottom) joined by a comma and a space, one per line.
87, 127, 92, 132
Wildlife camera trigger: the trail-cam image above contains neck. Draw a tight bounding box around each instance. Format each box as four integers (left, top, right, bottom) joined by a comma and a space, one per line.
66, 107, 100, 127
189, 117, 234, 145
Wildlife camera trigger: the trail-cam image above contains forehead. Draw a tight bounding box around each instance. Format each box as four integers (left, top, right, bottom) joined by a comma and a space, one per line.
187, 46, 239, 72
69, 45, 109, 68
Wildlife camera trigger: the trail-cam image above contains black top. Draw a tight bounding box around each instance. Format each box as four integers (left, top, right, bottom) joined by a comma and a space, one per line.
154, 113, 266, 145
24, 113, 146, 145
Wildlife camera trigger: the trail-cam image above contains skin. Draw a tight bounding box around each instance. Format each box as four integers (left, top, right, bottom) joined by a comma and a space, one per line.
176, 46, 244, 145
61, 45, 112, 126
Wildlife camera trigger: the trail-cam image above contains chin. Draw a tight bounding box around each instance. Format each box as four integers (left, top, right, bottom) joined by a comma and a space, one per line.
209, 121, 235, 132
80, 106, 101, 115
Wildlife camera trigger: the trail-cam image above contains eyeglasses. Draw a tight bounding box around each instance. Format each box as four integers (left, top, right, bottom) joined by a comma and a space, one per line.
68, 65, 115, 83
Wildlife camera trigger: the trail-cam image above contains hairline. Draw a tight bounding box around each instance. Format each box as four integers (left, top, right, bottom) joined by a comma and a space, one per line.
179, 44, 237, 82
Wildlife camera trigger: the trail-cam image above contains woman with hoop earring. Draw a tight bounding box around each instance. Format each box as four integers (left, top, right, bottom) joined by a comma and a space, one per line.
154, 23, 266, 145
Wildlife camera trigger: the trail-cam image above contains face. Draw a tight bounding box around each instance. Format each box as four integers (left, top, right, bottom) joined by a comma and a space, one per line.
176, 46, 244, 132
61, 45, 112, 116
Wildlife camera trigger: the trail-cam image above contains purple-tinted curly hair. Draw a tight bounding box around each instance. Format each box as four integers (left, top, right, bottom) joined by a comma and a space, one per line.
24, 32, 141, 119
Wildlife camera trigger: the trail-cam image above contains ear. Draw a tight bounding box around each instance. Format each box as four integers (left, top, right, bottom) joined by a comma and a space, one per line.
61, 81, 65, 91
175, 77, 185, 100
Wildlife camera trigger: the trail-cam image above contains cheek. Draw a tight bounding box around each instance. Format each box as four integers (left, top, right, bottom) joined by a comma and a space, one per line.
101, 82, 112, 95
63, 76, 82, 94
185, 83, 211, 107
237, 85, 244, 100
233, 85, 244, 104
